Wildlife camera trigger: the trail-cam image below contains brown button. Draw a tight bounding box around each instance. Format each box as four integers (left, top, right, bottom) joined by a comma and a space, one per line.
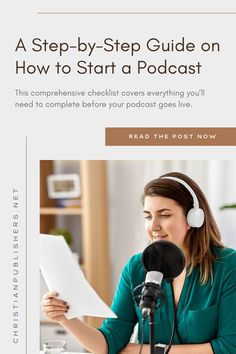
105, 127, 236, 146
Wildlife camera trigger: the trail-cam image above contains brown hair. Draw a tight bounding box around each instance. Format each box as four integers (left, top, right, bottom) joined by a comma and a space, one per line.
142, 171, 224, 284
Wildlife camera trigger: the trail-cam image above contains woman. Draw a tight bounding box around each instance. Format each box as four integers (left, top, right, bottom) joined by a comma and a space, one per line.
41, 171, 236, 354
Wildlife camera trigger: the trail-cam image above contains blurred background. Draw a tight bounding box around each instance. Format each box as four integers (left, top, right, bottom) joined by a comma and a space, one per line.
40, 160, 236, 351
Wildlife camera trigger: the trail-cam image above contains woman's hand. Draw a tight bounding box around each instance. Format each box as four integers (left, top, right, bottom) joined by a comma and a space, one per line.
41, 291, 69, 323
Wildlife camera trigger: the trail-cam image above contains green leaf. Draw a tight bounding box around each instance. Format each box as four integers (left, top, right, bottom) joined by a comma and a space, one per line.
219, 203, 236, 210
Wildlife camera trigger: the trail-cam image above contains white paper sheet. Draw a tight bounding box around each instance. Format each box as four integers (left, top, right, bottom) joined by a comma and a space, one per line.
39, 234, 117, 319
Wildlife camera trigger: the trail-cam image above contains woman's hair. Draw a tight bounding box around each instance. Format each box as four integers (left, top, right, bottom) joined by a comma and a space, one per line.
142, 171, 224, 284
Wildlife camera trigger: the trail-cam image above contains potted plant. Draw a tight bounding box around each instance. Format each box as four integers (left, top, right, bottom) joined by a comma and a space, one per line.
49, 228, 73, 246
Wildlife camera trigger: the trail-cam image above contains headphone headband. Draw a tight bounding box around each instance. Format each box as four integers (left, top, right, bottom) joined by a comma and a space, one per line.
162, 176, 199, 209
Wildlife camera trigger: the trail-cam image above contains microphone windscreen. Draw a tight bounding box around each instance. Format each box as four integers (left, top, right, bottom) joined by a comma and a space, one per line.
142, 240, 185, 281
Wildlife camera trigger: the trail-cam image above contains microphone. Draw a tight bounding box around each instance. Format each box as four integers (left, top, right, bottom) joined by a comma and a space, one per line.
139, 240, 185, 317
139, 271, 164, 318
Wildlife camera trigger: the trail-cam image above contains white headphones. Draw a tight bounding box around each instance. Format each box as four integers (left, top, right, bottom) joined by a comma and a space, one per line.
162, 176, 205, 228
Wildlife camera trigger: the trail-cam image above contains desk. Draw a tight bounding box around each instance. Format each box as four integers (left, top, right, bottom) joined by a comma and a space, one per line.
40, 352, 84, 354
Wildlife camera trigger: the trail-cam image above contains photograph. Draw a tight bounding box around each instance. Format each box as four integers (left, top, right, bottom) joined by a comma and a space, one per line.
39, 160, 236, 354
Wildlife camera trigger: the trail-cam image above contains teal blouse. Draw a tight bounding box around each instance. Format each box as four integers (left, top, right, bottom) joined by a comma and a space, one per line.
99, 247, 236, 354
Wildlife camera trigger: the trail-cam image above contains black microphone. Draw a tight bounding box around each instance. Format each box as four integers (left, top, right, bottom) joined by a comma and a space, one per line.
139, 240, 185, 317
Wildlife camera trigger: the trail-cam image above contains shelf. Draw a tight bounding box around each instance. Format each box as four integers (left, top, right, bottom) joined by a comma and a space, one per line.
40, 160, 110, 328
40, 207, 83, 215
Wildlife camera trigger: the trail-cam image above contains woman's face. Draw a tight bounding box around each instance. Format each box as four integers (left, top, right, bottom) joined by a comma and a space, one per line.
143, 195, 190, 249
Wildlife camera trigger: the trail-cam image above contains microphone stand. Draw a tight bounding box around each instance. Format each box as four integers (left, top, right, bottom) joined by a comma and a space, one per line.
141, 290, 165, 354
140, 280, 178, 354
149, 310, 155, 354
139, 281, 166, 354
141, 308, 156, 354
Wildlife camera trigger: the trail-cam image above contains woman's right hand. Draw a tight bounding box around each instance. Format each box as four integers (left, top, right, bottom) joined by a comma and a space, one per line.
41, 291, 69, 324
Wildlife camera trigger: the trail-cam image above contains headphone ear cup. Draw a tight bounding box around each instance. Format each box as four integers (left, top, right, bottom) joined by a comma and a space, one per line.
187, 208, 205, 228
